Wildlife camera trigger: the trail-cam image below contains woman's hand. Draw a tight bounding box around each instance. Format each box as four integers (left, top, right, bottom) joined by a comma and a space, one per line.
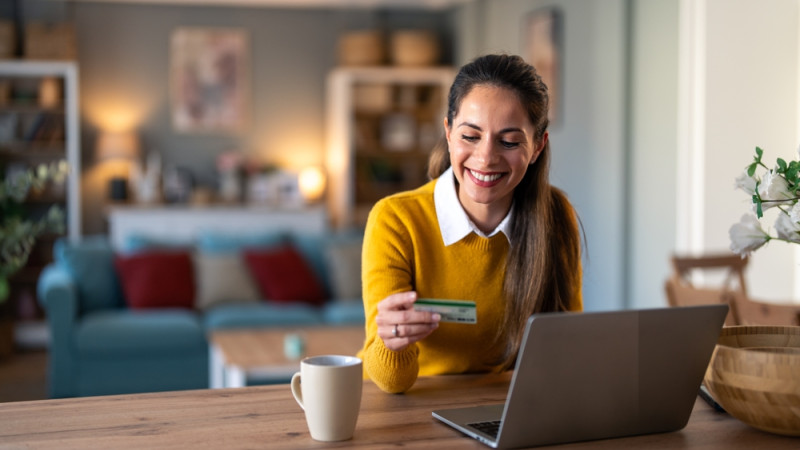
376, 291, 441, 351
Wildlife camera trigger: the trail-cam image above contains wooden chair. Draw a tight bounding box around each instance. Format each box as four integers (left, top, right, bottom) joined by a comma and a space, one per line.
664, 253, 748, 326
726, 291, 800, 326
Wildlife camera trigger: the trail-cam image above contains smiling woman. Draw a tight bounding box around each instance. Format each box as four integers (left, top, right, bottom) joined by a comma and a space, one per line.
357, 54, 584, 394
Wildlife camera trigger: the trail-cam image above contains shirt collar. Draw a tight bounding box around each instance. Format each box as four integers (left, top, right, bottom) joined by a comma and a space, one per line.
434, 166, 513, 246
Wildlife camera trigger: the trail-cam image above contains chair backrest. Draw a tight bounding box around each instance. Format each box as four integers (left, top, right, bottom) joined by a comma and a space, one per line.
664, 253, 747, 326
726, 291, 800, 326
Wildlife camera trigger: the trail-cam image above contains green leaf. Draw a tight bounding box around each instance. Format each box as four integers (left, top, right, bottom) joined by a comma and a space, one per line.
755, 146, 764, 162
747, 163, 757, 177
778, 158, 787, 172
752, 194, 764, 218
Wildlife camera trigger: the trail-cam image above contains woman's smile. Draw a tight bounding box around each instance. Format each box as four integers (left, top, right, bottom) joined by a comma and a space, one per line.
467, 168, 506, 186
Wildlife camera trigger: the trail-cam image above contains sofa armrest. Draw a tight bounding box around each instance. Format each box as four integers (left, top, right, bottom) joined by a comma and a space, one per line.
37, 263, 79, 398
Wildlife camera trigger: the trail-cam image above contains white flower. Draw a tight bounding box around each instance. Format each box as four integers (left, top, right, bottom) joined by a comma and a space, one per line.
775, 212, 800, 243
729, 214, 770, 256
758, 170, 794, 210
791, 202, 800, 223
734, 171, 758, 195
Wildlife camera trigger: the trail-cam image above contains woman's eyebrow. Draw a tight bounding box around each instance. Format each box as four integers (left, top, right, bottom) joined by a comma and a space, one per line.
457, 122, 525, 135
457, 122, 482, 131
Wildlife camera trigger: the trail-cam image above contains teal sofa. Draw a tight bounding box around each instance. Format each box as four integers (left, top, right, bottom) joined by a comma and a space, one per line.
37, 233, 364, 398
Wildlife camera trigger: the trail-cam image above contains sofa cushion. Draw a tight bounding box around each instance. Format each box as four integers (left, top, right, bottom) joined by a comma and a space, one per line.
114, 251, 195, 309
121, 234, 193, 254
204, 301, 323, 329
289, 233, 332, 295
76, 309, 206, 358
322, 301, 366, 325
53, 236, 124, 313
198, 230, 287, 255
243, 245, 326, 306
324, 235, 363, 302
194, 252, 260, 310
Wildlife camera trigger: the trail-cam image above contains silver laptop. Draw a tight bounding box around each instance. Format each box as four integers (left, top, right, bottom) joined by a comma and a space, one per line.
432, 304, 728, 449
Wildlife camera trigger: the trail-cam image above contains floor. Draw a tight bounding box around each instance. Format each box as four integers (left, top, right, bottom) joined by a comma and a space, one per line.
0, 321, 49, 403
0, 349, 47, 403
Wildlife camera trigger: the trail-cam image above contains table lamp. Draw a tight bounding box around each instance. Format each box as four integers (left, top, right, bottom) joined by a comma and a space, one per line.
298, 166, 326, 204
96, 130, 140, 202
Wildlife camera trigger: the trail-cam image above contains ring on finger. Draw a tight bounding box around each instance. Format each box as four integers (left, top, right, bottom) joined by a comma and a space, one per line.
392, 324, 399, 337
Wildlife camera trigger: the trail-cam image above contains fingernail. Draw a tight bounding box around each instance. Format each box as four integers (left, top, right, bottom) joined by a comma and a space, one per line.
432, 313, 441, 322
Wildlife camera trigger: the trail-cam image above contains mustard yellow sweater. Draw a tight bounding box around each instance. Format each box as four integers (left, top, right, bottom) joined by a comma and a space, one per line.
359, 179, 582, 394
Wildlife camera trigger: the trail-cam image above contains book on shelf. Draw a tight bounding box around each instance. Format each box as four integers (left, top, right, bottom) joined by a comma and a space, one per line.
24, 112, 64, 145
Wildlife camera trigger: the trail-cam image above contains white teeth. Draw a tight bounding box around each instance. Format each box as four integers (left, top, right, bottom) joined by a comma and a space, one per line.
470, 170, 502, 182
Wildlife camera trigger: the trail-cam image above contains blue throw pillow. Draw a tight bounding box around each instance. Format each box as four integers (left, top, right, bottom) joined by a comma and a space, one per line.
121, 235, 193, 254
197, 231, 288, 255
54, 236, 124, 313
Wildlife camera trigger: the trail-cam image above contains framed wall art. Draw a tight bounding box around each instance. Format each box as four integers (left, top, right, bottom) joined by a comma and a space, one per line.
523, 7, 562, 125
170, 27, 249, 134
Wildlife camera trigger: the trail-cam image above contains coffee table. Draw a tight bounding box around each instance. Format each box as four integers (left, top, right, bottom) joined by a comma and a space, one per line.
209, 325, 365, 388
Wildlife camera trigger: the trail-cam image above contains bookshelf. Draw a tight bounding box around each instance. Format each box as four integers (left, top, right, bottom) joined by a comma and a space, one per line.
326, 66, 454, 229
0, 61, 81, 322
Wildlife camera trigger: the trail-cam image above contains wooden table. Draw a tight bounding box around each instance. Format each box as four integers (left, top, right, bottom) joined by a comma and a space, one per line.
1, 373, 798, 449
209, 326, 365, 388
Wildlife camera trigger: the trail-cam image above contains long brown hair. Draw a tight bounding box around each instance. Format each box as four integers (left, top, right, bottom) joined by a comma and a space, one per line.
428, 54, 583, 370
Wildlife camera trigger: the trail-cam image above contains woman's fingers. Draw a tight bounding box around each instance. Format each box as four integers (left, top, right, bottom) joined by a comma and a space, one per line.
375, 291, 441, 351
380, 322, 439, 351
377, 291, 418, 312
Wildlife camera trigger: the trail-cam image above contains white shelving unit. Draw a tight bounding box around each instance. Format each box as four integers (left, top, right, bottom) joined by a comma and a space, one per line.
0, 60, 81, 242
325, 66, 454, 229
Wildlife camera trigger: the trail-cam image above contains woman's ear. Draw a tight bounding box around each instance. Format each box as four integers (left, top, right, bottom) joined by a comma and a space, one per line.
443, 117, 451, 144
530, 131, 549, 165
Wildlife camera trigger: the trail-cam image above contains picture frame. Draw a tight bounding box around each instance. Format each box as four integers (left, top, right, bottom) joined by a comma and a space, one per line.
523, 7, 562, 125
170, 27, 249, 134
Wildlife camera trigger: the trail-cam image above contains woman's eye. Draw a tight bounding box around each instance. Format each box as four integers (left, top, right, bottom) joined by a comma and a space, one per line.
501, 140, 520, 149
461, 135, 479, 143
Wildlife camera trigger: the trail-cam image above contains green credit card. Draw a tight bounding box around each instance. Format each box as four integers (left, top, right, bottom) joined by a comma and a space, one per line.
414, 298, 477, 324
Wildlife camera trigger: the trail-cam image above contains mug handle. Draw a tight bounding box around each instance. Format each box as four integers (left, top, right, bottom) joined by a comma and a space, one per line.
290, 372, 304, 410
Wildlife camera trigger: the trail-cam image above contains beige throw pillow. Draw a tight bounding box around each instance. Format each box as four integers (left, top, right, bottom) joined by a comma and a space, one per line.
324, 238, 363, 301
194, 252, 260, 310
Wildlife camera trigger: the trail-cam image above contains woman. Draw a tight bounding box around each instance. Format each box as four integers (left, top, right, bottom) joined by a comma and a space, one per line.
358, 54, 583, 394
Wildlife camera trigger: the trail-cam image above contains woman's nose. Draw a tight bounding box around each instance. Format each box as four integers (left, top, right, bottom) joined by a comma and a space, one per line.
473, 140, 500, 165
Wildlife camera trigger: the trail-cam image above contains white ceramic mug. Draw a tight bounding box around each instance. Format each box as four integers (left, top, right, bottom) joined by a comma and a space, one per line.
290, 355, 363, 442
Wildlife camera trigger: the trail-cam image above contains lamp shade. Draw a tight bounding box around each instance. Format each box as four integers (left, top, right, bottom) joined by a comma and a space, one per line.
298, 166, 326, 202
96, 131, 140, 161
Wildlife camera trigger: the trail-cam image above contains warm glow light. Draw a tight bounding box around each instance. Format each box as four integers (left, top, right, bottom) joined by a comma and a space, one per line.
298, 166, 327, 202
96, 131, 140, 161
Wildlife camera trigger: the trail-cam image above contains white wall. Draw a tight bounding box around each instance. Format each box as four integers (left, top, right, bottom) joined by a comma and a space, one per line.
679, 0, 800, 303
629, 0, 680, 309
456, 0, 629, 311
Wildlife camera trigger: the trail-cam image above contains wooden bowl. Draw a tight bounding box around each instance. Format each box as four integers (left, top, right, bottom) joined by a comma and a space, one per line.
703, 326, 800, 436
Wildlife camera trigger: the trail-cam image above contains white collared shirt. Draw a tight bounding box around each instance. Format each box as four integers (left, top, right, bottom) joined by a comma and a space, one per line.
434, 167, 514, 246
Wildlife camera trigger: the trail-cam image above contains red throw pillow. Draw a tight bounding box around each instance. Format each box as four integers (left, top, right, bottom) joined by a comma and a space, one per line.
114, 251, 195, 309
243, 245, 326, 306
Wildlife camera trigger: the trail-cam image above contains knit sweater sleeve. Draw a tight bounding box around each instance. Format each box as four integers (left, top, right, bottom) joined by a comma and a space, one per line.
360, 197, 421, 393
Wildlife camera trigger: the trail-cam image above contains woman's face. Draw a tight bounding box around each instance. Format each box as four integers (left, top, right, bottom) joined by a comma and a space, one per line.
445, 84, 547, 217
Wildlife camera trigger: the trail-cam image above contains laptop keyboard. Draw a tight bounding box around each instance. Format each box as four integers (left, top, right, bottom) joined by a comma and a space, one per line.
468, 420, 501, 439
